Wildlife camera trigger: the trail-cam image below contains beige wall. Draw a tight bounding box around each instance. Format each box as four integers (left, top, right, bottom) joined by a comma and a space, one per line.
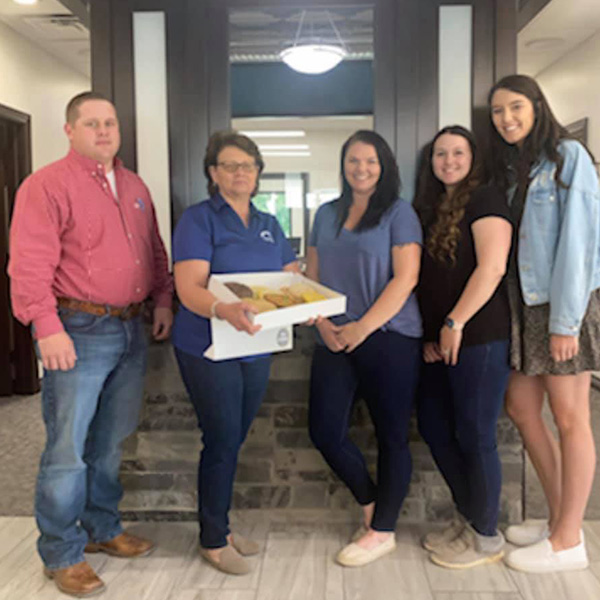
0, 20, 90, 170
534, 29, 600, 158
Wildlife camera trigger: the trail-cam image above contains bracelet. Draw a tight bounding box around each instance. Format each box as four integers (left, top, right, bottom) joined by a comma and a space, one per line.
210, 300, 222, 319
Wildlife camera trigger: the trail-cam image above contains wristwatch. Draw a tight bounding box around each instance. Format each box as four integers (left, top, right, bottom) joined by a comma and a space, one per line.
444, 317, 464, 331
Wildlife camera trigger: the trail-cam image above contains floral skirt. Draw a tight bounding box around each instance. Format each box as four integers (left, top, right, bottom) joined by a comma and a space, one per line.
508, 275, 600, 376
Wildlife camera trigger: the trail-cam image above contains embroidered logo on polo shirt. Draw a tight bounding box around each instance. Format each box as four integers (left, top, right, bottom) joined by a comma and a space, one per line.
134, 198, 146, 212
260, 230, 275, 244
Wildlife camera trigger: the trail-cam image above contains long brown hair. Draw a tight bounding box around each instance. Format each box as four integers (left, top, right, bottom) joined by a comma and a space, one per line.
414, 125, 483, 264
487, 74, 595, 191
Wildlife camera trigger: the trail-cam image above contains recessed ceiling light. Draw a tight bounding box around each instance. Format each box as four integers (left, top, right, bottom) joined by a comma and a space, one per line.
524, 37, 565, 51
13, 0, 38, 5
240, 130, 306, 138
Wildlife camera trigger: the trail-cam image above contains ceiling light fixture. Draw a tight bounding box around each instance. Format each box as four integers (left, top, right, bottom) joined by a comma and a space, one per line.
240, 130, 306, 138
13, 0, 38, 5
280, 10, 347, 75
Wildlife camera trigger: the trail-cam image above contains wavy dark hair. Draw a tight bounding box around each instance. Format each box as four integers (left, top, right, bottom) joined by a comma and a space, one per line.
487, 74, 595, 191
334, 130, 401, 233
204, 130, 265, 197
414, 125, 483, 264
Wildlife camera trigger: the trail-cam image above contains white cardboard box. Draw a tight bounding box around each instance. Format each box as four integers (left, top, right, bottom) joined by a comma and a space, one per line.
203, 271, 346, 361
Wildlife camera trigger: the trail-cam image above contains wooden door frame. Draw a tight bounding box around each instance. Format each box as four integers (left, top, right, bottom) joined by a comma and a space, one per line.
0, 102, 38, 396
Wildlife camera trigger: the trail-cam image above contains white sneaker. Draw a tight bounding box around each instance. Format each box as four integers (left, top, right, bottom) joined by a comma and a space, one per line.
336, 535, 396, 567
505, 520, 550, 546
505, 532, 588, 573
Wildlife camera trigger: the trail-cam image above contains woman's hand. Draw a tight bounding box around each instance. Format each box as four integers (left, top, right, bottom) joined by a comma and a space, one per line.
439, 325, 463, 366
333, 321, 370, 353
423, 342, 444, 363
317, 319, 345, 353
550, 334, 579, 363
215, 301, 262, 335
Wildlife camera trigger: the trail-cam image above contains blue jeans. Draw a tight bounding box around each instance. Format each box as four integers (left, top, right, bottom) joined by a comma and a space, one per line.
35, 310, 147, 569
309, 331, 421, 531
417, 340, 510, 536
174, 348, 272, 548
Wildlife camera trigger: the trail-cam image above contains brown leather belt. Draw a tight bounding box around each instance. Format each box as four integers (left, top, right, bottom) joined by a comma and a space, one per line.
57, 297, 144, 320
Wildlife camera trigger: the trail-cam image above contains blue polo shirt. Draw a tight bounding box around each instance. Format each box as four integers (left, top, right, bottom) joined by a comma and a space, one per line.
172, 193, 296, 358
309, 198, 423, 339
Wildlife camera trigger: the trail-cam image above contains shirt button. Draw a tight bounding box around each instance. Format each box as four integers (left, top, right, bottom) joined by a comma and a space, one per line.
136, 287, 141, 293
128, 233, 132, 239
135, 259, 140, 265
529, 293, 538, 301
549, 195, 555, 202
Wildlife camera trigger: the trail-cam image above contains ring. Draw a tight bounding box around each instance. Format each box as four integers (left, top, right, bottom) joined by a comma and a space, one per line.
441, 348, 451, 355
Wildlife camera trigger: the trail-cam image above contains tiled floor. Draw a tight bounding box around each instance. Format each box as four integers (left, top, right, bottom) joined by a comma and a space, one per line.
1, 517, 600, 600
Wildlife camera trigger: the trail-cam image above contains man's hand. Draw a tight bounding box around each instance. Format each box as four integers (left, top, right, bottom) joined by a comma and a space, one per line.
153, 307, 173, 340
38, 331, 77, 371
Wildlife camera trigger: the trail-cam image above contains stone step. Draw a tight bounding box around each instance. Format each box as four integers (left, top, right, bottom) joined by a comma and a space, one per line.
125, 336, 525, 524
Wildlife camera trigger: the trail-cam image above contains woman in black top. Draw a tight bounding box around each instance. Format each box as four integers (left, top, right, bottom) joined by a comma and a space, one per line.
414, 125, 513, 569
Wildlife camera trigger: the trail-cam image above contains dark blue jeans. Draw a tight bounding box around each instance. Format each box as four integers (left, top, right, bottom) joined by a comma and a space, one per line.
417, 340, 510, 536
309, 330, 421, 531
36, 310, 147, 569
174, 348, 271, 548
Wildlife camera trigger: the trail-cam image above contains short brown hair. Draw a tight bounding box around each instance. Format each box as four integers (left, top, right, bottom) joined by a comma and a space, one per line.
66, 92, 113, 124
204, 131, 264, 196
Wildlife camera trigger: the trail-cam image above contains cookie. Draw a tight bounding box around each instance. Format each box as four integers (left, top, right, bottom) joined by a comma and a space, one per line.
244, 298, 277, 313
224, 281, 253, 299
263, 292, 297, 308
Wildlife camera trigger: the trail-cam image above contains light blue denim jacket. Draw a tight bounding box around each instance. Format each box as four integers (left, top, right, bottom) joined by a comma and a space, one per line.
509, 140, 600, 336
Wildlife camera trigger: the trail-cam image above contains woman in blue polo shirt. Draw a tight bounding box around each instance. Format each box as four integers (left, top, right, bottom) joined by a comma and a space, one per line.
172, 132, 297, 575
306, 130, 422, 567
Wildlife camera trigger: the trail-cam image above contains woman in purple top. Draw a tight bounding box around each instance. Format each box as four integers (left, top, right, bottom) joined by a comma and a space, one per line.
306, 130, 423, 567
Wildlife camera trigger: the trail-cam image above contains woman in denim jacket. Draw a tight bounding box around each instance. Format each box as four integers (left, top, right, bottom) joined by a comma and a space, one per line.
488, 74, 600, 573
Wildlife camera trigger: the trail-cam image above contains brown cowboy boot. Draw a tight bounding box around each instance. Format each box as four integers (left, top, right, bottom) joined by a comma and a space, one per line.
85, 531, 154, 558
43, 561, 105, 597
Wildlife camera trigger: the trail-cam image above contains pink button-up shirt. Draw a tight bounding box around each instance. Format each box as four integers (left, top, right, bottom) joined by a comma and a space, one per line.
8, 148, 173, 339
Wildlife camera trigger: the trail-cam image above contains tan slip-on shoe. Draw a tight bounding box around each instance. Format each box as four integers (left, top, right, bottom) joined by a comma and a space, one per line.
43, 561, 105, 598
229, 532, 260, 556
199, 544, 251, 575
85, 531, 154, 558
336, 535, 396, 567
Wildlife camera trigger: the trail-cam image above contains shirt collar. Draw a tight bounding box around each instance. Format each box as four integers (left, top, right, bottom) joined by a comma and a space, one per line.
210, 192, 259, 219
67, 148, 123, 176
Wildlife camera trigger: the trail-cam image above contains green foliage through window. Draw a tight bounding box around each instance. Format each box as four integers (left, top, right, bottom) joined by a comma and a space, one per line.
252, 192, 291, 236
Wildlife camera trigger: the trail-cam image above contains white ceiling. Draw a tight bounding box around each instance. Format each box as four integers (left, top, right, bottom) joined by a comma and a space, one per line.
2, 0, 599, 89
518, 0, 600, 76
0, 0, 89, 77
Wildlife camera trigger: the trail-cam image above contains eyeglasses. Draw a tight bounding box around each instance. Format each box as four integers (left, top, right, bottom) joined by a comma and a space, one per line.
216, 161, 258, 174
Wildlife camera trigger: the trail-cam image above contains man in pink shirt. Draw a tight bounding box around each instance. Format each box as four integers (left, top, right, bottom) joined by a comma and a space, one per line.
8, 92, 173, 597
